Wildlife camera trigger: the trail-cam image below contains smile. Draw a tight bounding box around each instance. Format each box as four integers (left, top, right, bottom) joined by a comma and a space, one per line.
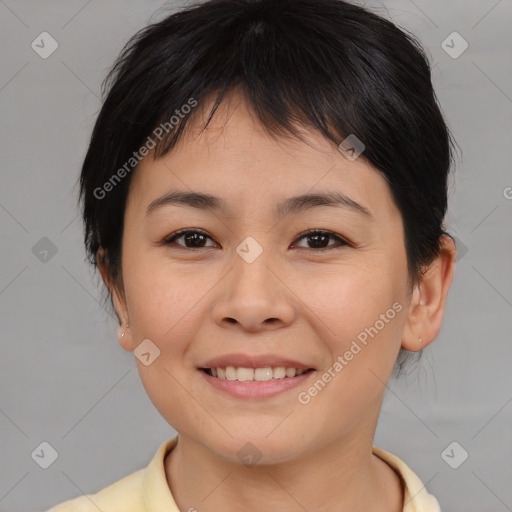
199, 367, 316, 399
201, 366, 314, 381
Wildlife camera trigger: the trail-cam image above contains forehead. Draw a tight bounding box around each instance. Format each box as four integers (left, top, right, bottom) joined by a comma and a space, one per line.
127, 92, 398, 222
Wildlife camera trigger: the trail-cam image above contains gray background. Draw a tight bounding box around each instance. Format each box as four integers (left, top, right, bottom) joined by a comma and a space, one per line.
1, 0, 511, 511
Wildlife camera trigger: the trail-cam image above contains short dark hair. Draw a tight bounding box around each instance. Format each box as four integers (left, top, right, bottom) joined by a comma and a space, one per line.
79, 0, 456, 374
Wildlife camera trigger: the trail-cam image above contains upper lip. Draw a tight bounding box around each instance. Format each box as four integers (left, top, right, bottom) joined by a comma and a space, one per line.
199, 353, 315, 370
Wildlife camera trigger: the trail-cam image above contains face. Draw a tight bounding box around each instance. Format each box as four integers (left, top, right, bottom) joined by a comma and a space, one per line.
111, 91, 414, 465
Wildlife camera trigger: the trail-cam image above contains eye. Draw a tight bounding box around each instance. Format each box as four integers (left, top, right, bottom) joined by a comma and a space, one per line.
162, 229, 218, 249
292, 229, 353, 252
161, 228, 353, 251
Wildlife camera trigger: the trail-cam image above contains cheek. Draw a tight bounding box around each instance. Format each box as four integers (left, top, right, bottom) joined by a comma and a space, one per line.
296, 262, 400, 335
294, 271, 406, 437
295, 262, 407, 388
122, 247, 205, 352
121, 249, 207, 427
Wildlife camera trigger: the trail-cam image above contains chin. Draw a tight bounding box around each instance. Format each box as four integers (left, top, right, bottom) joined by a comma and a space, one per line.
206, 430, 306, 467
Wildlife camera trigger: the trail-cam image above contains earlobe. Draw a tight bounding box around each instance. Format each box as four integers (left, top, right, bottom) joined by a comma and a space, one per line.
96, 248, 134, 352
401, 283, 428, 352
111, 280, 135, 352
117, 323, 134, 352
401, 235, 457, 352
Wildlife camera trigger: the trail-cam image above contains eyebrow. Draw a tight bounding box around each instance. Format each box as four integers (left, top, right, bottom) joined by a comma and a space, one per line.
146, 189, 373, 220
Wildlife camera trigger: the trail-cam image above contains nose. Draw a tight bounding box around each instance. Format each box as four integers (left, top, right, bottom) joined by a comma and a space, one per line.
211, 248, 296, 333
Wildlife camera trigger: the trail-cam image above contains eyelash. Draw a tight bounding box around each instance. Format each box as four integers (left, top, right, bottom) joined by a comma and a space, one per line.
161, 228, 354, 252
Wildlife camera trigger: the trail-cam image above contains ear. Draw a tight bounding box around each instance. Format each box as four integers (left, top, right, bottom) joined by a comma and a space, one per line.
96, 248, 134, 352
401, 234, 456, 352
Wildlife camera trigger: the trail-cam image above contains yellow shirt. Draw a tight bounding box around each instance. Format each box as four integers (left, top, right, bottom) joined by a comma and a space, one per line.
46, 437, 441, 511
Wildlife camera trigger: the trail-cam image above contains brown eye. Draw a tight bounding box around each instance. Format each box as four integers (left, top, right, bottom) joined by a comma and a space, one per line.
293, 230, 352, 251
163, 229, 217, 249
161, 228, 353, 252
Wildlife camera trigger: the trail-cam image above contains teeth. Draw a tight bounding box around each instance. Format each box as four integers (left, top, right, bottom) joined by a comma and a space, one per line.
273, 367, 286, 379
207, 366, 310, 381
254, 367, 273, 381
237, 367, 255, 381
225, 367, 237, 380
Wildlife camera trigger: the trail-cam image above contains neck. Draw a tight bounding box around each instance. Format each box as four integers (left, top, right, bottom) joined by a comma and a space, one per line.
165, 432, 403, 512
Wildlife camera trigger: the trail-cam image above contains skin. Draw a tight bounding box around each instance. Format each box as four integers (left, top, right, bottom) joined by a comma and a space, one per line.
98, 90, 456, 512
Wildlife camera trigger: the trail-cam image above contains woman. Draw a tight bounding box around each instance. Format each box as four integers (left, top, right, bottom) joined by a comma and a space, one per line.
48, 0, 457, 510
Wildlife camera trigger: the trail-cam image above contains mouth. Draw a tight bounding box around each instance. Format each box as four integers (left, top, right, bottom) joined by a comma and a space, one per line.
197, 354, 317, 398
200, 366, 316, 381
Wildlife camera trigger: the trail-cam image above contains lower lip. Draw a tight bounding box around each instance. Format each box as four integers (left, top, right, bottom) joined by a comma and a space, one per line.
199, 369, 315, 399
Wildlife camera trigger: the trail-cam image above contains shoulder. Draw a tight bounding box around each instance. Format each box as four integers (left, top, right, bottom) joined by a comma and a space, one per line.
373, 446, 442, 512
45, 437, 179, 512
45, 469, 146, 512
